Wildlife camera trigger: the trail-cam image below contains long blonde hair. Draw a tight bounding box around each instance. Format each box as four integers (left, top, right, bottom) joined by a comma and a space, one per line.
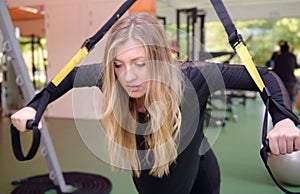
100, 13, 184, 177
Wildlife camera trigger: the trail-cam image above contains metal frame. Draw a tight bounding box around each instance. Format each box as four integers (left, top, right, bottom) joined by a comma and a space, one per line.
157, 15, 167, 30
176, 8, 206, 61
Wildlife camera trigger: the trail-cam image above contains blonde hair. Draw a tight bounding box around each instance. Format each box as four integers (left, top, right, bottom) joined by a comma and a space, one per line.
101, 13, 184, 177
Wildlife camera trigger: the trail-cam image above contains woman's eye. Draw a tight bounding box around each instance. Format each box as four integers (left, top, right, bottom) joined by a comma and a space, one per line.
136, 63, 145, 68
114, 63, 123, 68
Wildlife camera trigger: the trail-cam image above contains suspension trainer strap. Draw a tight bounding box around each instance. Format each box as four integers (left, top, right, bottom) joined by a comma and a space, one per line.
11, 0, 137, 161
52, 0, 137, 86
210, 0, 300, 193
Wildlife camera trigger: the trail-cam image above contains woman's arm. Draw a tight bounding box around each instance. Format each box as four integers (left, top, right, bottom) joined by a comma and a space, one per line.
182, 61, 300, 155
217, 62, 300, 155
11, 63, 102, 131
217, 63, 291, 124
28, 63, 102, 109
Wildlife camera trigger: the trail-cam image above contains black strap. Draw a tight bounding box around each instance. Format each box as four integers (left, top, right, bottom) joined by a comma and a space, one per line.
81, 0, 137, 51
210, 0, 243, 48
210, 0, 300, 193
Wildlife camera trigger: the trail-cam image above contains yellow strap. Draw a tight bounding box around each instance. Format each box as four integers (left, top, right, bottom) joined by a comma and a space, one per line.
51, 47, 88, 86
235, 44, 265, 92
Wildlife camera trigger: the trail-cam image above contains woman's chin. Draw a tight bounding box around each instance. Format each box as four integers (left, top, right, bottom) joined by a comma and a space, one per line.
127, 91, 145, 99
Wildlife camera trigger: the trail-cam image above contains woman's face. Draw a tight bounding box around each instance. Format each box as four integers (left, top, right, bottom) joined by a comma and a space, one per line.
114, 39, 148, 99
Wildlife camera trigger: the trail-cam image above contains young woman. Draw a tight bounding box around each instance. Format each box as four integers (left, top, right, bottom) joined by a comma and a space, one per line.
11, 13, 300, 194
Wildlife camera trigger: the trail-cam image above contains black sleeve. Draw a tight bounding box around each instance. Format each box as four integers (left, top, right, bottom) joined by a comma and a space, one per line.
220, 63, 291, 124
182, 61, 291, 124
28, 63, 102, 110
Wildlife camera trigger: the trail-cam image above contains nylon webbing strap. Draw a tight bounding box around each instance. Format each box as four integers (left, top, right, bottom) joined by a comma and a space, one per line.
52, 48, 88, 86
235, 44, 264, 92
211, 0, 265, 92
209, 0, 236, 45
52, 0, 137, 87
11, 0, 137, 161
210, 0, 300, 193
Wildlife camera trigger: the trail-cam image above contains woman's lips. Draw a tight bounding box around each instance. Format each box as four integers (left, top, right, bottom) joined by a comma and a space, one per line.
127, 85, 140, 92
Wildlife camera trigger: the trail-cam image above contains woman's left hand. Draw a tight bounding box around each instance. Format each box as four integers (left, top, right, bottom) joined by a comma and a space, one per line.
267, 118, 300, 155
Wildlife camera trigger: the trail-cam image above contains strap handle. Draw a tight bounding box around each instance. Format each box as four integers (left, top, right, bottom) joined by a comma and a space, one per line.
11, 120, 40, 161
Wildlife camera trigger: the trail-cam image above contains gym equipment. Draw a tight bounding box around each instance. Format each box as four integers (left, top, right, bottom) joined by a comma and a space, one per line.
157, 15, 166, 30
210, 0, 300, 193
1, 48, 23, 116
1, 0, 136, 193
268, 150, 300, 186
176, 7, 235, 61
11, 172, 112, 194
176, 8, 204, 61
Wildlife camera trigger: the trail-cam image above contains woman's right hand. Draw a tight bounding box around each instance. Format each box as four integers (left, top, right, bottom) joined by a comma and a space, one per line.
10, 107, 42, 132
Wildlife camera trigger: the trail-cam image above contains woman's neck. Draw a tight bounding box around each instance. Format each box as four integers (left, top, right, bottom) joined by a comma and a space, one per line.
135, 97, 145, 113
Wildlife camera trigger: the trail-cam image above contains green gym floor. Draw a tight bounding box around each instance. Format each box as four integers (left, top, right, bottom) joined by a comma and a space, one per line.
1, 97, 300, 194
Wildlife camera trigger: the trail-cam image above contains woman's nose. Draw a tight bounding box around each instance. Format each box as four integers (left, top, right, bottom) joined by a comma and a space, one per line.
124, 66, 137, 82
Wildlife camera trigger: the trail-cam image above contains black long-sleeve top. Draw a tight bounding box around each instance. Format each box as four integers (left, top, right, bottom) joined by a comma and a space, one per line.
28, 61, 291, 194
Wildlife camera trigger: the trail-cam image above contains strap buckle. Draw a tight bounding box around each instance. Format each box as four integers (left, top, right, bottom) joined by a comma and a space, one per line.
229, 31, 245, 50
